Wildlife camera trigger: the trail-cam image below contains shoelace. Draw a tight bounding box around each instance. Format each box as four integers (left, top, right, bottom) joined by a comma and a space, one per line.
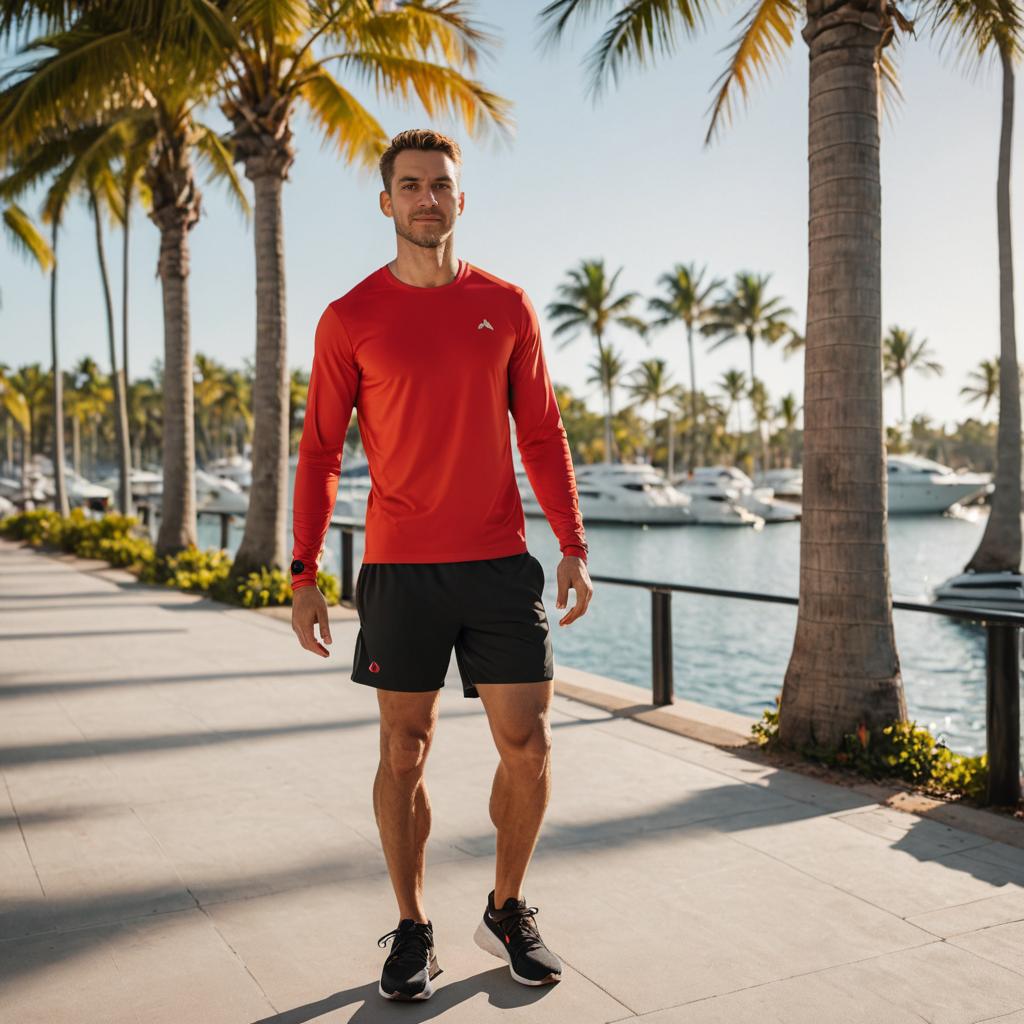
377, 923, 433, 966
492, 905, 545, 954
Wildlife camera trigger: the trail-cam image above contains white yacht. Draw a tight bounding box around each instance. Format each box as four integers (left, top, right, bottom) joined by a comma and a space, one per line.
195, 469, 249, 513
753, 467, 803, 501
674, 466, 800, 523
933, 570, 1024, 616
206, 454, 253, 491
887, 454, 992, 514
535, 460, 697, 525
287, 451, 368, 521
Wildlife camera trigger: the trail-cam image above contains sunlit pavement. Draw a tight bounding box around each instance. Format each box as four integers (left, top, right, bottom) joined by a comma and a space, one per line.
3, 536, 1024, 1024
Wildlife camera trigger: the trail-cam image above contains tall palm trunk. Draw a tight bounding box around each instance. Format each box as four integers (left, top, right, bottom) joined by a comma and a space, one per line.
49, 220, 69, 516
122, 176, 133, 472
780, 0, 906, 749
89, 187, 133, 517
231, 159, 291, 576
966, 44, 1020, 574
687, 323, 700, 469
147, 150, 200, 555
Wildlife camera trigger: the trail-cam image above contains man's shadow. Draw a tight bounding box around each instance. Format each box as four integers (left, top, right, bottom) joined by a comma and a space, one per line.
252, 966, 560, 1022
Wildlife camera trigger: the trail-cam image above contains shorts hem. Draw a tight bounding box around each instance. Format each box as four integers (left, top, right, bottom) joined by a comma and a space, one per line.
350, 674, 444, 694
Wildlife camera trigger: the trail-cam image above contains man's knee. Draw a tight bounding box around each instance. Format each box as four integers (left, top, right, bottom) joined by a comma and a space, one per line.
381, 729, 432, 778
496, 721, 552, 777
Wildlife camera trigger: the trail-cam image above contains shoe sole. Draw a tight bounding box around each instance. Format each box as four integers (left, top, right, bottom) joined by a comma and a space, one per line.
473, 918, 561, 986
378, 953, 443, 1001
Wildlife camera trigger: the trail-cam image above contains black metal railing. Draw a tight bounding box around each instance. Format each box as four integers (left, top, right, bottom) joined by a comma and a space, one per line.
587, 570, 1023, 808
180, 507, 1022, 807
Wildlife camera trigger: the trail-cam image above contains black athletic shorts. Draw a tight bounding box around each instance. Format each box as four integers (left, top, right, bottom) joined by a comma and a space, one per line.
350, 551, 554, 698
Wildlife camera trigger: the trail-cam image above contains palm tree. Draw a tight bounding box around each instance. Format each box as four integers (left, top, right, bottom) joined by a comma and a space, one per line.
960, 358, 1000, 412
702, 271, 798, 470
775, 392, 801, 467
646, 261, 724, 469
8, 363, 50, 485
0, 363, 31, 485
623, 357, 675, 463
547, 258, 647, 463
0, 10, 248, 553
924, 0, 1022, 580
882, 326, 944, 430
585, 343, 628, 463
69, 357, 110, 477
538, 0, 912, 750
718, 369, 748, 446
1, 202, 65, 510
169, 1, 514, 579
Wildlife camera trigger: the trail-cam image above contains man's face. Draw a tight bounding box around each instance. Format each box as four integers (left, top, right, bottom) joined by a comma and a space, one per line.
380, 149, 464, 249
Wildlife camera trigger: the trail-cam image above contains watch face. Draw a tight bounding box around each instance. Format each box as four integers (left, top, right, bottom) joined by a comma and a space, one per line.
290, 559, 305, 574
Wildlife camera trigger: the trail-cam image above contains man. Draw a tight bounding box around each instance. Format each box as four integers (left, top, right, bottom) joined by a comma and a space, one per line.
290, 128, 593, 1002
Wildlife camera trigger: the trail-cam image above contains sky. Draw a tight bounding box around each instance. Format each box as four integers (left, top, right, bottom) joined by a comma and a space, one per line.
0, 1, 1020, 434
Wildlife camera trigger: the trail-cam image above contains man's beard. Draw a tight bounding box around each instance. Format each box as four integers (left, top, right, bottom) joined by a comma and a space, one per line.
395, 217, 450, 249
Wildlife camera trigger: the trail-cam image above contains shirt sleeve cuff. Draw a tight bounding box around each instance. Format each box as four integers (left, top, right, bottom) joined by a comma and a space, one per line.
561, 544, 588, 561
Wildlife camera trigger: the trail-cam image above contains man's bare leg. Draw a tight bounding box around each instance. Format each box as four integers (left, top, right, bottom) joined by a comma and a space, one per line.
373, 688, 441, 924
475, 680, 553, 906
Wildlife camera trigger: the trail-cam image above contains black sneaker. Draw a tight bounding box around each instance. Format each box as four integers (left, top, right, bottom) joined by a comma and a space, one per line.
473, 889, 562, 985
376, 918, 443, 1001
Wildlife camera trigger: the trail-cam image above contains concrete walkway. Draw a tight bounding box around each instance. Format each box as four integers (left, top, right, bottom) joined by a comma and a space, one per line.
2, 537, 1024, 1024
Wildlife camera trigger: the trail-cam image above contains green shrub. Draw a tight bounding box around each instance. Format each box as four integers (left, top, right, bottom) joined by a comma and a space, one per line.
752, 692, 988, 802
0, 508, 63, 545
139, 545, 233, 593
3, 509, 342, 609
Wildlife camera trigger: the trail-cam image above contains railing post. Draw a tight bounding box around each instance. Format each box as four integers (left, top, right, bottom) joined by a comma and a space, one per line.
340, 526, 354, 602
984, 623, 1022, 807
219, 512, 231, 551
651, 588, 674, 706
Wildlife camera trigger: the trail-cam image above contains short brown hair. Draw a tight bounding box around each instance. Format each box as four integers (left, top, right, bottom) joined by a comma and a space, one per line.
379, 129, 462, 194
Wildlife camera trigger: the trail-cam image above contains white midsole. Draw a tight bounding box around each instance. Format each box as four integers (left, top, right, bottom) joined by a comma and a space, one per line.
473, 918, 559, 986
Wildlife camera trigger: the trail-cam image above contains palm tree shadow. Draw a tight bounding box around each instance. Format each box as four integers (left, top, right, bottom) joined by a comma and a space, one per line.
251, 967, 557, 1023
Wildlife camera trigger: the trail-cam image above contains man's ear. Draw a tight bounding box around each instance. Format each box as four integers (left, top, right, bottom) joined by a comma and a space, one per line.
379, 190, 393, 218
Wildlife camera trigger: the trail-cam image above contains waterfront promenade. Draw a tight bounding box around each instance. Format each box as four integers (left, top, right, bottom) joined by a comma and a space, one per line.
3, 537, 1024, 1023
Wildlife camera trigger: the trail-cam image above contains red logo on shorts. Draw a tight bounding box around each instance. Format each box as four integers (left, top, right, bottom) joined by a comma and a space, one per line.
369, 661, 381, 673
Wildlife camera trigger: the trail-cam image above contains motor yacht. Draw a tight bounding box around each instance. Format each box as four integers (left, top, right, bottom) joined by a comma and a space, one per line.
195, 469, 249, 514
674, 466, 800, 523
527, 460, 697, 525
887, 454, 992, 514
753, 468, 803, 502
933, 570, 1024, 616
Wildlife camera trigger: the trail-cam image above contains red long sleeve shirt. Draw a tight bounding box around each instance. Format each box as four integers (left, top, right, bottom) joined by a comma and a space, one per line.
290, 259, 589, 590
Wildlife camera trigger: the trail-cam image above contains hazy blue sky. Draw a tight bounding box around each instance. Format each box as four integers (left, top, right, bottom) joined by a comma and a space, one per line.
1, 2, 1020, 433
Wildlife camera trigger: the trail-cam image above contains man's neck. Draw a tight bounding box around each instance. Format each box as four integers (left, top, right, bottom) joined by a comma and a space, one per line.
388, 250, 460, 289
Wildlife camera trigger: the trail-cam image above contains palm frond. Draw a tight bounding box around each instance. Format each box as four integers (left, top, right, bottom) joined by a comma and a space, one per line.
2, 203, 54, 271
332, 50, 515, 141
704, 0, 799, 145
300, 67, 388, 174
194, 124, 252, 216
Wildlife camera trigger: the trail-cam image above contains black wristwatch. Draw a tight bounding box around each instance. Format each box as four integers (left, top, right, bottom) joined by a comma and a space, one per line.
290, 559, 305, 575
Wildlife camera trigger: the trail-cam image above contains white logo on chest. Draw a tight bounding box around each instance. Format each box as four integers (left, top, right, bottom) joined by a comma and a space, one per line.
477, 318, 494, 331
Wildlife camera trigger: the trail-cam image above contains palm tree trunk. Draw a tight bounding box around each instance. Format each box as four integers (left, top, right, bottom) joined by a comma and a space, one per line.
90, 189, 133, 517
687, 323, 699, 470
966, 45, 1021, 574
72, 414, 80, 476
899, 374, 907, 431
154, 214, 198, 554
49, 221, 69, 516
232, 170, 290, 576
780, 0, 906, 750
122, 177, 133, 471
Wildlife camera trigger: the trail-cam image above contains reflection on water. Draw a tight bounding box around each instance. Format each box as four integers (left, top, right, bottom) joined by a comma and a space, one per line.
199, 511, 1007, 757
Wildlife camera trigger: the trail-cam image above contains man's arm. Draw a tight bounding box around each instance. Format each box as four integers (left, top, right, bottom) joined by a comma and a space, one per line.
508, 289, 589, 562
291, 303, 360, 591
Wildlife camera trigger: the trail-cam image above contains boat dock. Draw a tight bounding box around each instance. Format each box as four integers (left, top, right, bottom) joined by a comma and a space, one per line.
2, 537, 1024, 1023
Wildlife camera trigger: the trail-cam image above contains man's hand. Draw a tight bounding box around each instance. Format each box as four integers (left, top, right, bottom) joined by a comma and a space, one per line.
555, 555, 593, 627
292, 585, 333, 657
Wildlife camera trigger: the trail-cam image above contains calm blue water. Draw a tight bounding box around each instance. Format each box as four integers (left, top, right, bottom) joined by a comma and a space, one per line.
198, 511, 1003, 757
